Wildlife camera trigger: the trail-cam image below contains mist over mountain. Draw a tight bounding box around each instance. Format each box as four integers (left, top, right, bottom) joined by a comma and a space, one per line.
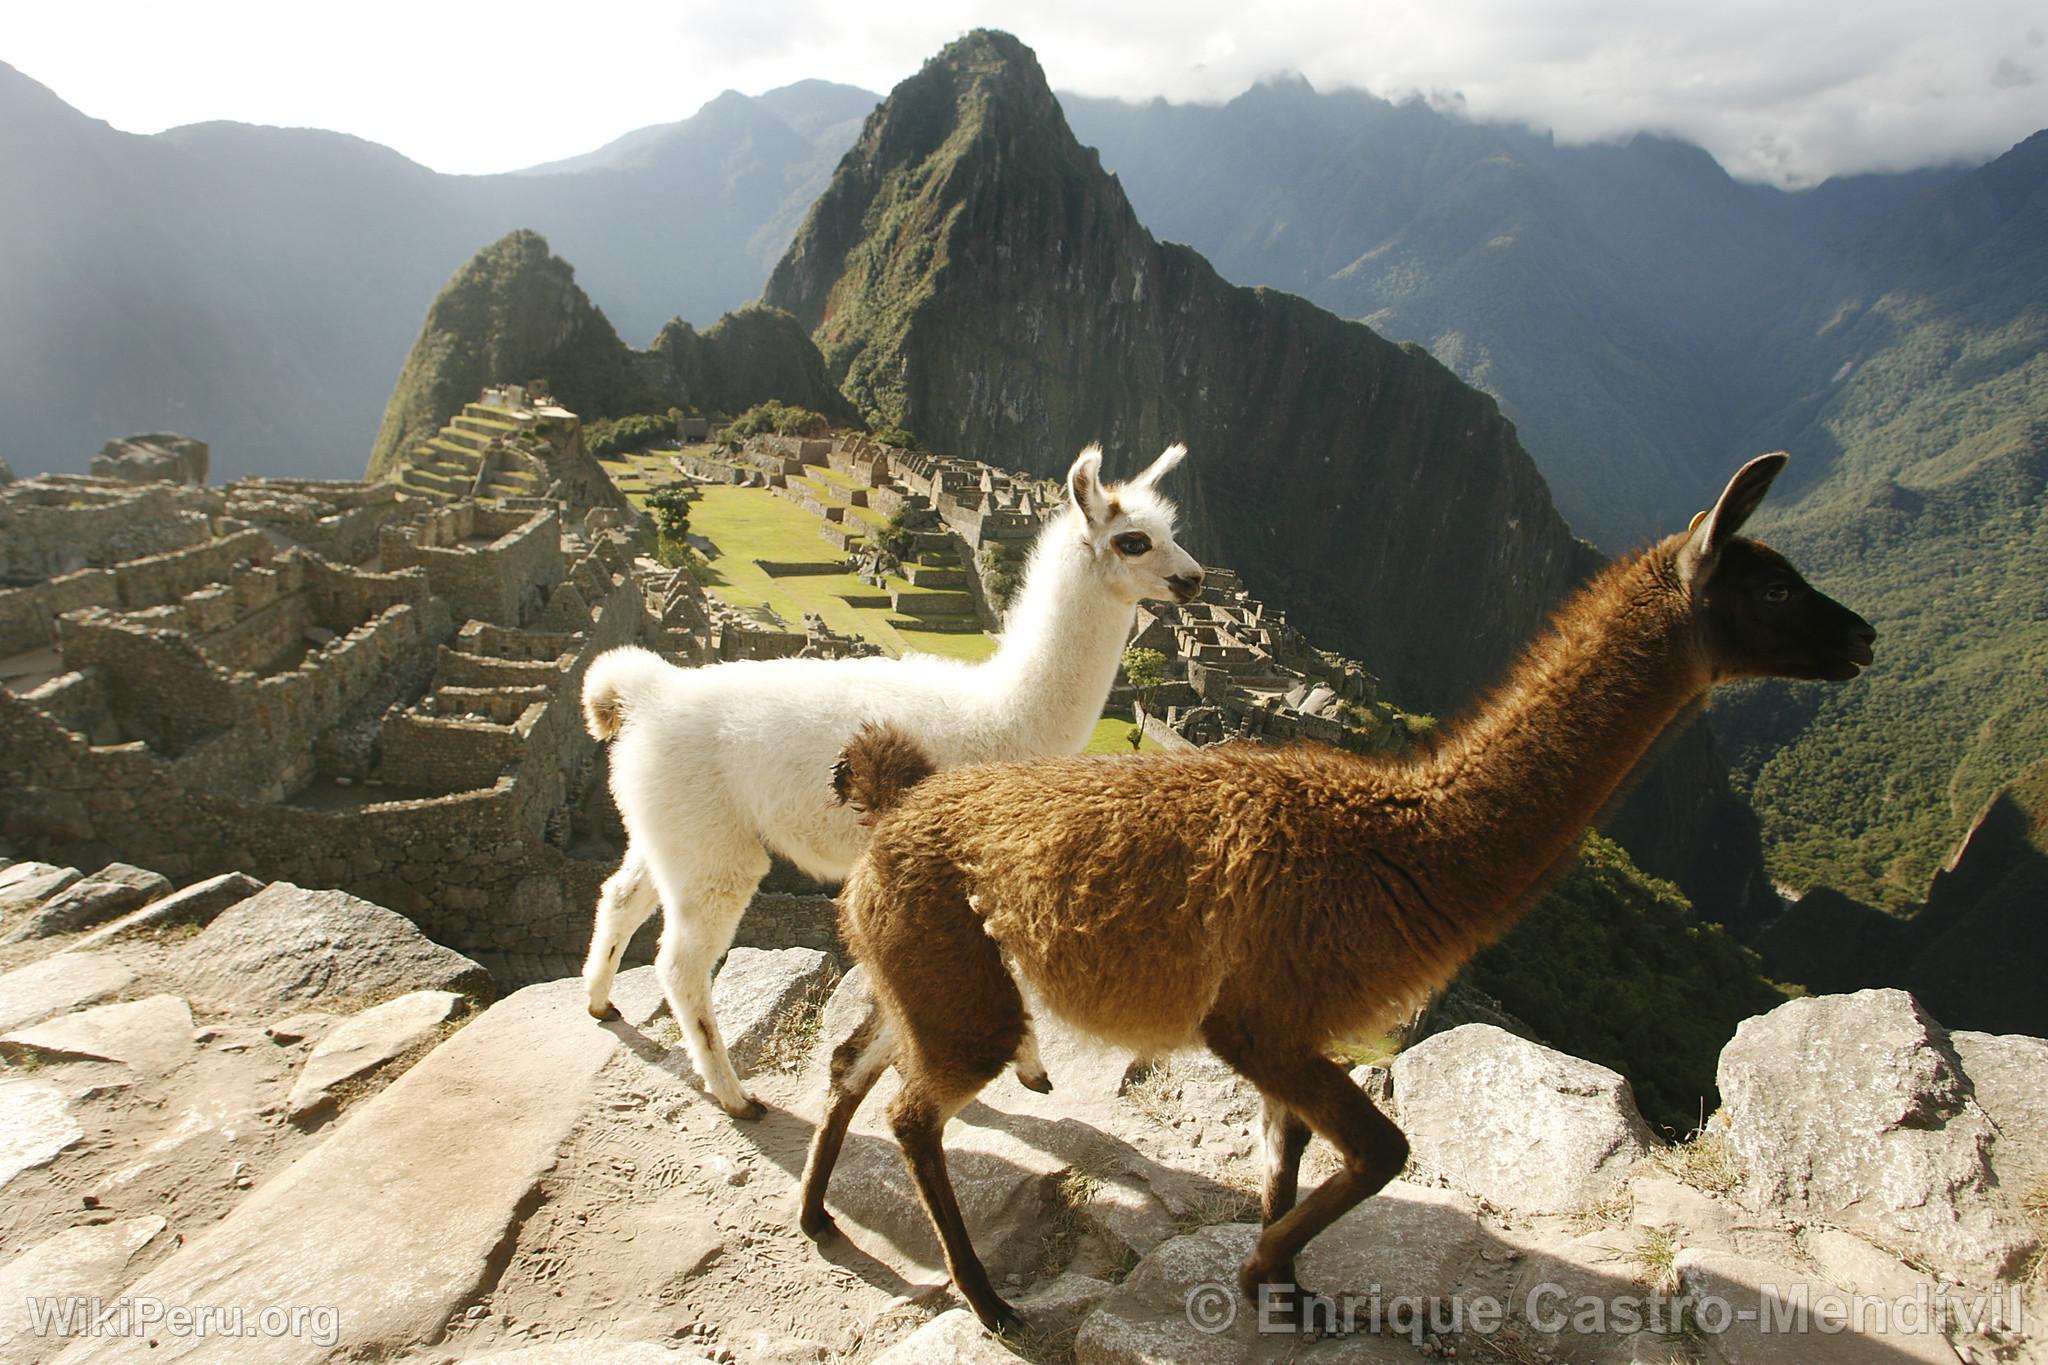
1063, 78, 1962, 551
0, 60, 871, 480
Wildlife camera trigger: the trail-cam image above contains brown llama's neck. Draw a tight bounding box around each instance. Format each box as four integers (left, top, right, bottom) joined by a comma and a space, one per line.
1409, 538, 1707, 920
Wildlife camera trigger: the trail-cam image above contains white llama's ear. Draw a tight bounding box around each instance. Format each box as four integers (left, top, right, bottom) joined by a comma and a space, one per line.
1130, 443, 1187, 489
1068, 446, 1110, 526
1680, 451, 1788, 587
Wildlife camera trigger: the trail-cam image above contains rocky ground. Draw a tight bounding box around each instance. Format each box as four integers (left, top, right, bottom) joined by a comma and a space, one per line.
1, 853, 2042, 1364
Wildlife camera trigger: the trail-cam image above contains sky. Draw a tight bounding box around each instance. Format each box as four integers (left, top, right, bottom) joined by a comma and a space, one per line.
5, 1, 2044, 186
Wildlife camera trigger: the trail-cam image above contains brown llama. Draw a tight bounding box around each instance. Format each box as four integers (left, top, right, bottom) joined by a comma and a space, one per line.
800, 453, 1876, 1334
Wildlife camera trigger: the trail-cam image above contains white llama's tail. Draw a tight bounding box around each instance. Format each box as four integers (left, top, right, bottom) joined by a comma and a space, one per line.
581, 645, 674, 741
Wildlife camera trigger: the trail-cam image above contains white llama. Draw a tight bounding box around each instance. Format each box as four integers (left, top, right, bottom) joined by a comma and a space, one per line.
581, 444, 1201, 1118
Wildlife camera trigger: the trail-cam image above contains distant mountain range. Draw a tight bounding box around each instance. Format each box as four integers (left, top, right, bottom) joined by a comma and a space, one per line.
0, 61, 869, 480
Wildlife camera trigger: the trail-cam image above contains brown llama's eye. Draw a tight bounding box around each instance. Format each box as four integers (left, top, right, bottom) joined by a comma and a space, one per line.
1113, 532, 1152, 556
1762, 584, 1791, 604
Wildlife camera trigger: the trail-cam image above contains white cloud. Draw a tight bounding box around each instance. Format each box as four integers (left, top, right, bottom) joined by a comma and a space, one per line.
2, 0, 2042, 183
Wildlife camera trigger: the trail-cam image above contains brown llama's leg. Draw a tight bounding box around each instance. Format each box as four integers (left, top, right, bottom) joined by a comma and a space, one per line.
868, 901, 1031, 1334
1205, 1024, 1409, 1331
799, 1000, 894, 1241
891, 1076, 1020, 1335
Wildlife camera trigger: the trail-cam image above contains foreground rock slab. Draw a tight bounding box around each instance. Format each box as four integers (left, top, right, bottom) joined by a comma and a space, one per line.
870, 1309, 1023, 1363
0, 1077, 82, 1191
173, 881, 492, 1010
48, 977, 617, 1364
1392, 1023, 1659, 1214
285, 988, 463, 1120
1, 993, 196, 1074
0, 1217, 168, 1357
0, 951, 137, 1031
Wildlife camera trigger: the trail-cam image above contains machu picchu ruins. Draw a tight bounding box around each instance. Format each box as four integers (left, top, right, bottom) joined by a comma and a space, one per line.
1, 391, 1413, 995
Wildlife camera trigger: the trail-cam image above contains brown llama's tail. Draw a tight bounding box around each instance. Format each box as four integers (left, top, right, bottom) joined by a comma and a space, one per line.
832, 723, 936, 822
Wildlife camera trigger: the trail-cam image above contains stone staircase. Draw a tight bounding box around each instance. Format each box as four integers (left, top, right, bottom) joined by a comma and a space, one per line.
395, 405, 546, 503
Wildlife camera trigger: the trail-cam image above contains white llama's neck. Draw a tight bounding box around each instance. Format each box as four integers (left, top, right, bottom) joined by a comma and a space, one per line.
979, 516, 1134, 754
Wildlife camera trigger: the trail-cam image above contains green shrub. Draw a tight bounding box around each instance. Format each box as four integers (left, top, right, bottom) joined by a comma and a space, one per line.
586, 412, 673, 457
646, 483, 694, 538
717, 401, 830, 444
872, 425, 918, 450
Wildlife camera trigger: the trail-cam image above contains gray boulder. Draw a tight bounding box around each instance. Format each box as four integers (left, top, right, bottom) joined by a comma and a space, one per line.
69, 870, 264, 951
173, 881, 492, 1010
1952, 1029, 2048, 1194
870, 1309, 1023, 1363
1391, 1023, 1659, 1213
91, 432, 209, 485
3, 861, 171, 942
1717, 989, 2036, 1283
0, 861, 81, 917
707, 945, 835, 1074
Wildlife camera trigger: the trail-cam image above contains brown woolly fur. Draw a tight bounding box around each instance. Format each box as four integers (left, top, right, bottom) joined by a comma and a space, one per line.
830, 723, 937, 824
800, 454, 1879, 1334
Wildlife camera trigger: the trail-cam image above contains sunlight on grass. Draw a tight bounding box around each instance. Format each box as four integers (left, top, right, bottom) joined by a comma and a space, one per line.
1084, 716, 1161, 754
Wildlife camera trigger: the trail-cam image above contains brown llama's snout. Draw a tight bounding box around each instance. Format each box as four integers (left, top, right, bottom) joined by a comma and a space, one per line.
832, 723, 938, 822
1698, 538, 1878, 682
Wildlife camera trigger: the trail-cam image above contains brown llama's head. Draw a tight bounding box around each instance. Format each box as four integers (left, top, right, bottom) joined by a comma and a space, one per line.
1063, 444, 1205, 605
1676, 452, 1876, 683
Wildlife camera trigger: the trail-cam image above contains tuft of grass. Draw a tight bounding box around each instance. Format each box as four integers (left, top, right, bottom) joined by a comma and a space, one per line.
1170, 1175, 1262, 1235
755, 972, 842, 1074
1034, 1168, 1108, 1282
1636, 1227, 1679, 1292
1571, 1183, 1636, 1233
1666, 1129, 1744, 1199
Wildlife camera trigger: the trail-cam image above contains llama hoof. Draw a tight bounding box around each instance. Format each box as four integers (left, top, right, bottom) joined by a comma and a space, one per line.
721, 1095, 767, 1122
798, 1209, 840, 1244
587, 1001, 620, 1022
970, 1298, 1025, 1337
1242, 1273, 1331, 1335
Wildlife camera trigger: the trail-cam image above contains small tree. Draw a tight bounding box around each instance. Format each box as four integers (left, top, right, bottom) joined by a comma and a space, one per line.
1122, 646, 1170, 745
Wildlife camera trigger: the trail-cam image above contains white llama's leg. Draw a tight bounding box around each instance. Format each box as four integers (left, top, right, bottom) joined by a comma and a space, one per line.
583, 847, 660, 1019
645, 842, 772, 1120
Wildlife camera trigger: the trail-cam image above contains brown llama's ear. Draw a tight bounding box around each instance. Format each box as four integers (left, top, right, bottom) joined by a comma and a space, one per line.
1068, 446, 1110, 527
1680, 451, 1789, 587
1129, 443, 1188, 489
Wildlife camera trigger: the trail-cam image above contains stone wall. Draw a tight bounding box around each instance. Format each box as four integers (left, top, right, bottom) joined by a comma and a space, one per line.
0, 529, 276, 656
0, 478, 221, 584
379, 504, 565, 627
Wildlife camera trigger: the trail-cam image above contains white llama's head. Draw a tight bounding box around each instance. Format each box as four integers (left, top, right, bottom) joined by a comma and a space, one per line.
1063, 444, 1203, 606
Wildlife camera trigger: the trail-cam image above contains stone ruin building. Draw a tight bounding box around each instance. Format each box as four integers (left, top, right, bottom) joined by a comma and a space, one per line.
387, 383, 631, 513
0, 448, 710, 984
655, 430, 1410, 751
3, 409, 1417, 986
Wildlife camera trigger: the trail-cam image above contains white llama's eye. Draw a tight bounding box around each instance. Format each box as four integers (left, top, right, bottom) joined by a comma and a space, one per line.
1113, 532, 1152, 556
